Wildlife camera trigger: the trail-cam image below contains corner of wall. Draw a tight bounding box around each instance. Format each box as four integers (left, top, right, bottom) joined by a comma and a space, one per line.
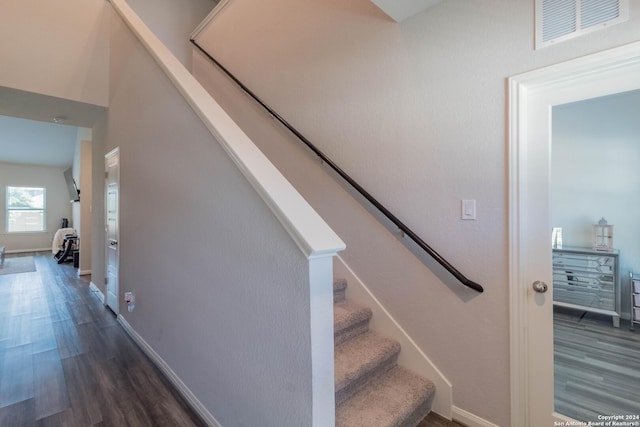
90, 114, 107, 295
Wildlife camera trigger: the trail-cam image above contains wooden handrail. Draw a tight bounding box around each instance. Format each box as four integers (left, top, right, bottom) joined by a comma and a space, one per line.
191, 40, 483, 293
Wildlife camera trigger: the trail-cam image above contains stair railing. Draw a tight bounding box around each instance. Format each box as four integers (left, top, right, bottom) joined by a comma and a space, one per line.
191, 40, 484, 294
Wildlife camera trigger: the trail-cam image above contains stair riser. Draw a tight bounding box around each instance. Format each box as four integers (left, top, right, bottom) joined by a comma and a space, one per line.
398, 392, 435, 427
335, 320, 369, 346
333, 279, 347, 303
335, 365, 436, 427
333, 278, 435, 426
335, 353, 398, 405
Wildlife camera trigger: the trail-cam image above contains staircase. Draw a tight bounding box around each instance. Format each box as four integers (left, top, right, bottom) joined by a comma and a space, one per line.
333, 279, 435, 427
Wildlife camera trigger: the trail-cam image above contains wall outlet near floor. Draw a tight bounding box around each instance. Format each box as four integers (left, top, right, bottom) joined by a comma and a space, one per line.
124, 292, 135, 312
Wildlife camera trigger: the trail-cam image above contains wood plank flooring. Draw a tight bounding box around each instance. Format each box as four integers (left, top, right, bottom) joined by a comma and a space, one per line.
417, 412, 466, 427
0, 252, 206, 426
554, 306, 640, 422
0, 252, 471, 427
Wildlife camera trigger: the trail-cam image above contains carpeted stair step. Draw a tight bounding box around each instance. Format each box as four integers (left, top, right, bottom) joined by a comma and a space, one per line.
336, 365, 436, 427
335, 331, 401, 405
334, 300, 373, 345
334, 278, 348, 303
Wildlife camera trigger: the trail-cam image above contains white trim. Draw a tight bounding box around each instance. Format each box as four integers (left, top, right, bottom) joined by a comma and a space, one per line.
335, 256, 498, 426
89, 281, 105, 304
309, 256, 336, 426
508, 74, 529, 427
5, 247, 50, 254
334, 255, 453, 419
105, 147, 120, 315
117, 315, 222, 427
77, 269, 92, 276
190, 0, 232, 40
369, 0, 444, 23
452, 406, 501, 427
105, 147, 119, 159
110, 0, 345, 261
508, 40, 640, 427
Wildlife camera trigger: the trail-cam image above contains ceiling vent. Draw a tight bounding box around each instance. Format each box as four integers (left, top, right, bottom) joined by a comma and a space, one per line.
536, 0, 629, 49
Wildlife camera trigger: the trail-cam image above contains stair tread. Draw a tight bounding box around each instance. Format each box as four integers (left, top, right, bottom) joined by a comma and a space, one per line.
334, 300, 372, 335
335, 331, 400, 392
336, 365, 435, 427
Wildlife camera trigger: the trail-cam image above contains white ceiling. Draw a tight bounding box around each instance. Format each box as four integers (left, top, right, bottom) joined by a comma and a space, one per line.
0, 115, 79, 168
0, 85, 106, 168
370, 0, 444, 22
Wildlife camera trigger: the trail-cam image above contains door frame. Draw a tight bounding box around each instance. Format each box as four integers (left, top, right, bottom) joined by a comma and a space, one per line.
508, 41, 640, 426
105, 147, 120, 314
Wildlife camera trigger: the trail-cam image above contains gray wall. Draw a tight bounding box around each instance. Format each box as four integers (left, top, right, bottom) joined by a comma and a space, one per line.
100, 8, 318, 425
0, 0, 108, 107
72, 135, 93, 274
91, 115, 107, 293
193, 0, 640, 424
552, 89, 640, 319
125, 0, 217, 69
0, 162, 72, 252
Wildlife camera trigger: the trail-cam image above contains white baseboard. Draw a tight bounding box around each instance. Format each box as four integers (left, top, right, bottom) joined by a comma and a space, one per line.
334, 257, 499, 426
89, 282, 105, 304
117, 315, 222, 427
6, 248, 51, 254
78, 269, 92, 276
453, 405, 501, 427
334, 255, 453, 419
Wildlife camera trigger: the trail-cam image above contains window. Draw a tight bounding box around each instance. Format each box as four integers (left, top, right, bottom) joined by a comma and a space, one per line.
6, 186, 46, 232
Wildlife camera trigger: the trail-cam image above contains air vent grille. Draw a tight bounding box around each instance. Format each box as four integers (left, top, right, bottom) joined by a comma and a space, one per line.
542, 0, 577, 42
581, 0, 620, 29
536, 0, 628, 49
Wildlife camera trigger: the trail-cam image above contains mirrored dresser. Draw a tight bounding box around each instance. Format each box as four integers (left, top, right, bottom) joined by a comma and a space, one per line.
631, 272, 640, 331
552, 246, 620, 327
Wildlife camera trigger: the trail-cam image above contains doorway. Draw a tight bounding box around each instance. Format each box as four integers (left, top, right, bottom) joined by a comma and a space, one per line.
509, 41, 640, 427
551, 90, 640, 421
105, 147, 120, 314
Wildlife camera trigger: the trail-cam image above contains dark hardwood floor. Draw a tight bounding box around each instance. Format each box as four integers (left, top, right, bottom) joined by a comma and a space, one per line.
417, 412, 466, 427
0, 252, 206, 426
554, 306, 640, 422
0, 251, 470, 427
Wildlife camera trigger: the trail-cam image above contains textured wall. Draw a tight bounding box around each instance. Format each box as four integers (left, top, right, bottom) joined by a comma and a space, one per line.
193, 0, 640, 424
73, 136, 93, 273
0, 0, 108, 106
125, 0, 217, 69
104, 9, 317, 426
90, 115, 107, 294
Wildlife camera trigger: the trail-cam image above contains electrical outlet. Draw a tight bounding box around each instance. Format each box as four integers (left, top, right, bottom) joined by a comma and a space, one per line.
124, 292, 135, 312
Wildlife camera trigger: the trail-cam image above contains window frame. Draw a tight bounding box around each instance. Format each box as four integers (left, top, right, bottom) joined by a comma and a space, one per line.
5, 186, 47, 233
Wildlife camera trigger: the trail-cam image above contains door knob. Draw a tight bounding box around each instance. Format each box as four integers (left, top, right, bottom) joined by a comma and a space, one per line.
110, 241, 118, 246
532, 281, 548, 293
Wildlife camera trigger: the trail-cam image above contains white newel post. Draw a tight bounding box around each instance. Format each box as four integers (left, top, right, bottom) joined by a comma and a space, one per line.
308, 254, 338, 426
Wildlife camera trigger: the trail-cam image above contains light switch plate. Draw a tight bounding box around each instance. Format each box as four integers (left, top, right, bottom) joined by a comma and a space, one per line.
462, 199, 476, 220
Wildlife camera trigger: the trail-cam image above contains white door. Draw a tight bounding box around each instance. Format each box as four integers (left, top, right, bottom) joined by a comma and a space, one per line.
509, 42, 640, 427
105, 148, 120, 314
